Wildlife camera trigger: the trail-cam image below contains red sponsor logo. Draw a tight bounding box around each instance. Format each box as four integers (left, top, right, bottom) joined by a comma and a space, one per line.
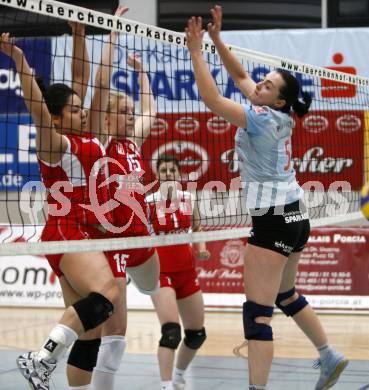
151, 141, 209, 181
175, 116, 199, 135
207, 116, 230, 134
336, 114, 361, 133
151, 117, 168, 137
302, 114, 329, 133
322, 53, 357, 98
254, 106, 267, 114
220, 239, 245, 268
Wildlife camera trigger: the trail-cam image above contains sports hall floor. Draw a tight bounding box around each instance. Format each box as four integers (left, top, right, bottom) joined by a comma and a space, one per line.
0, 308, 368, 389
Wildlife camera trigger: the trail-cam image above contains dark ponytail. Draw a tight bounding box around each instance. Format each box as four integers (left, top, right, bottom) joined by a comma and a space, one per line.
276, 69, 311, 118
292, 92, 312, 118
36, 77, 75, 116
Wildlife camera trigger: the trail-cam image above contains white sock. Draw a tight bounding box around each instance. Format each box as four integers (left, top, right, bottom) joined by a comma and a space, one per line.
249, 386, 266, 390
173, 367, 186, 383
68, 386, 90, 390
38, 324, 78, 362
317, 344, 333, 360
92, 335, 126, 390
161, 381, 173, 390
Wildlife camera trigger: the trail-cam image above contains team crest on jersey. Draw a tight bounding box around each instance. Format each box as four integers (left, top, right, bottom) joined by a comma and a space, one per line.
220, 239, 245, 268
254, 106, 268, 115
117, 144, 125, 155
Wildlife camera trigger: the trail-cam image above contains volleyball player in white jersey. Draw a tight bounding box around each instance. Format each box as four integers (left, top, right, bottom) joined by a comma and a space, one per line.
0, 12, 128, 390
65, 10, 159, 390
186, 8, 348, 390
146, 155, 209, 390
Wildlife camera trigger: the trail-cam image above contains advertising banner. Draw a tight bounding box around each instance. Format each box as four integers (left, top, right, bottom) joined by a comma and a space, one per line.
1, 227, 369, 310
1, 28, 367, 190
0, 38, 51, 115
197, 227, 369, 310
141, 110, 364, 191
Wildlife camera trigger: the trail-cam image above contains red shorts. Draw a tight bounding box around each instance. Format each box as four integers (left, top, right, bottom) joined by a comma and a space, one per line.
41, 218, 152, 279
104, 246, 155, 277
160, 268, 201, 299
104, 227, 155, 274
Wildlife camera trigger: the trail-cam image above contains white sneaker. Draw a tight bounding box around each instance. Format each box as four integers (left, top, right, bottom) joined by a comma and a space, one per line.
16, 351, 56, 390
173, 379, 186, 390
313, 350, 348, 390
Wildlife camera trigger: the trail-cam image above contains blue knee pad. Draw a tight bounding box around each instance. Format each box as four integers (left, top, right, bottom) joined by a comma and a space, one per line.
243, 301, 274, 341
275, 287, 308, 317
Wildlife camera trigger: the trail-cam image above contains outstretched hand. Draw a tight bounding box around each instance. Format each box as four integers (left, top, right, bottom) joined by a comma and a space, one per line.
114, 5, 129, 18
127, 53, 143, 71
185, 16, 205, 53
0, 33, 21, 59
208, 5, 222, 42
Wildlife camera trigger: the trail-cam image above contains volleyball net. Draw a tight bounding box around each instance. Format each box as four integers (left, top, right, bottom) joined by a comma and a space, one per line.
0, 0, 367, 256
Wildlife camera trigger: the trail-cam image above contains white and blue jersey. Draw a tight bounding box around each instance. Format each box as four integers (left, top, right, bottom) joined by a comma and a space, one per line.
235, 104, 303, 209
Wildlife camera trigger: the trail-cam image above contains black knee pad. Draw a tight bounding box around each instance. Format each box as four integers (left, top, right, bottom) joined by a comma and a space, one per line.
73, 292, 114, 331
276, 287, 308, 317
184, 327, 206, 350
159, 322, 181, 349
67, 338, 101, 372
243, 301, 274, 341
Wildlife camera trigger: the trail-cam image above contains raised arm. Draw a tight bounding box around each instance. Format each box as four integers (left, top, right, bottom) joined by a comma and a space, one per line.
186, 17, 246, 128
70, 22, 90, 104
208, 6, 256, 100
0, 33, 66, 163
128, 53, 156, 147
89, 6, 128, 139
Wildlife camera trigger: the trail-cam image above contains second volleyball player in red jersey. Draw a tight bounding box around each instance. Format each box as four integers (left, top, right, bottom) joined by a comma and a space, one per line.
103, 53, 160, 293
146, 155, 210, 390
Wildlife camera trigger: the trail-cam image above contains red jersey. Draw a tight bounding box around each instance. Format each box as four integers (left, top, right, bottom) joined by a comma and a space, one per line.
146, 190, 194, 272
38, 134, 112, 225
105, 137, 149, 236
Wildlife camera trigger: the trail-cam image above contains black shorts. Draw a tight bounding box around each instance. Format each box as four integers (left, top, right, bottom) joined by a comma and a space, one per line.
248, 200, 310, 257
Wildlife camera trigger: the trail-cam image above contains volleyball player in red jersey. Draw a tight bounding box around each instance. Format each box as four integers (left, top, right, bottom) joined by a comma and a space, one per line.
102, 51, 160, 294
146, 155, 209, 390
0, 8, 128, 390
64, 12, 160, 390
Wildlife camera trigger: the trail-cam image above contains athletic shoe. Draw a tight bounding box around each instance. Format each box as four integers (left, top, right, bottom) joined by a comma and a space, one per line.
313, 350, 349, 390
173, 379, 186, 390
16, 351, 56, 390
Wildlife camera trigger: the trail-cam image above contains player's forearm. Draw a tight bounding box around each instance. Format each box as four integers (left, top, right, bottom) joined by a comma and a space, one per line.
71, 25, 89, 101
191, 50, 222, 111
139, 72, 156, 118
95, 32, 117, 89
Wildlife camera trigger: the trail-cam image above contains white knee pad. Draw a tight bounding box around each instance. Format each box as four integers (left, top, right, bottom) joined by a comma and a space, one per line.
136, 281, 160, 296
129, 274, 160, 296
95, 335, 126, 374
